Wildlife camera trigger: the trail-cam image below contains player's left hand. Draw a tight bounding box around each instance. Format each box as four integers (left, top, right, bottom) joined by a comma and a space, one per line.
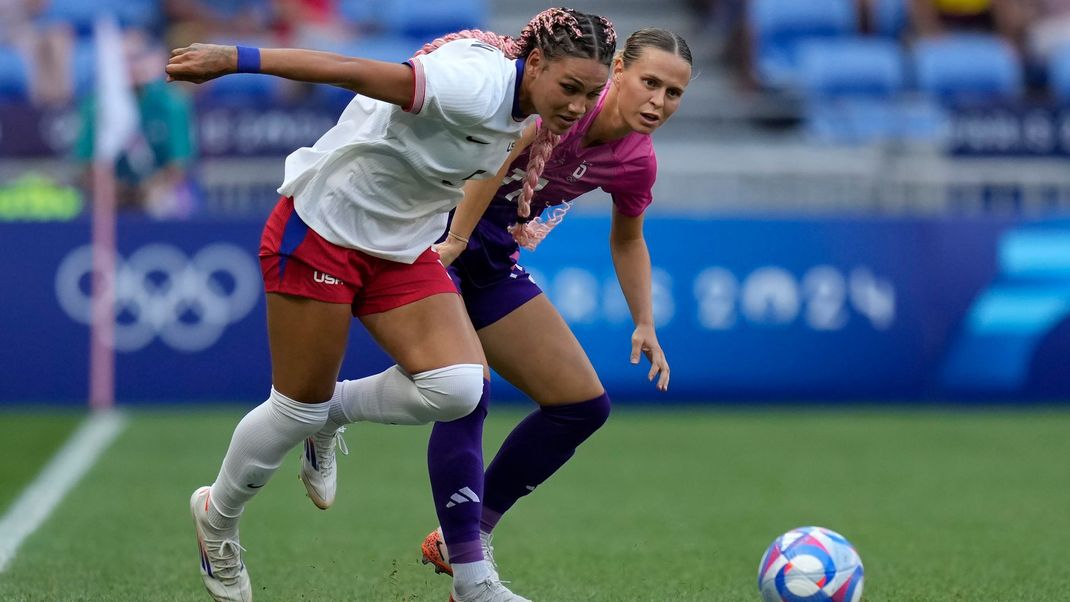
431, 236, 466, 268
166, 43, 237, 84
630, 324, 669, 391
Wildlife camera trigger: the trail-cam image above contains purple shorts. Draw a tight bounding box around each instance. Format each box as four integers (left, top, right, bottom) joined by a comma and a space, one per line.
448, 219, 543, 330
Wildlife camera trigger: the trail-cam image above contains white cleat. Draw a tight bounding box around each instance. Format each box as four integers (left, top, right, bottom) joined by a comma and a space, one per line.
421, 527, 500, 583
190, 486, 252, 602
299, 427, 348, 510
450, 578, 532, 602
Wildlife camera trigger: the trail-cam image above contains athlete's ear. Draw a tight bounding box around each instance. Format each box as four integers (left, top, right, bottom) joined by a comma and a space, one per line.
613, 54, 624, 84
525, 47, 544, 75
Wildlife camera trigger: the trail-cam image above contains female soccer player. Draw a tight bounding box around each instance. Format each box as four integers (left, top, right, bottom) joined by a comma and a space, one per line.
420, 27, 693, 580
165, 9, 615, 602
300, 27, 692, 583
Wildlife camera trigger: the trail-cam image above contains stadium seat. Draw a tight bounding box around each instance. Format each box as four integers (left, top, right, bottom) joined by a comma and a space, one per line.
872, 0, 909, 38
341, 34, 422, 63
310, 34, 421, 109
71, 38, 96, 99
40, 0, 161, 35
1048, 44, 1070, 103
797, 38, 908, 143
0, 45, 29, 102
39, 0, 104, 36
748, 0, 857, 87
798, 38, 906, 97
913, 35, 1023, 102
113, 0, 163, 32
340, 0, 487, 41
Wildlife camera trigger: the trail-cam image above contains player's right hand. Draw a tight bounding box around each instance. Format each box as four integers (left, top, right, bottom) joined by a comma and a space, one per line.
166, 43, 237, 84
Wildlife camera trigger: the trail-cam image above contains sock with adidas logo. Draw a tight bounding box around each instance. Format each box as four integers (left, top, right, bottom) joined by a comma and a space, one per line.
427, 380, 490, 578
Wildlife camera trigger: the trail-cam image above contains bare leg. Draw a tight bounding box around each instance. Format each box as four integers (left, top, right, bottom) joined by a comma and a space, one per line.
209, 293, 352, 519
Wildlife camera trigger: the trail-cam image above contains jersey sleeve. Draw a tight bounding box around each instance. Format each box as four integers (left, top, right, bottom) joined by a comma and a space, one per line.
603, 144, 657, 217
404, 40, 509, 128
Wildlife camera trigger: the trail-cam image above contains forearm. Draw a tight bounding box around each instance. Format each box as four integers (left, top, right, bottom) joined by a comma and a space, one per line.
452, 178, 502, 239
611, 237, 656, 327
258, 48, 414, 105
167, 44, 415, 107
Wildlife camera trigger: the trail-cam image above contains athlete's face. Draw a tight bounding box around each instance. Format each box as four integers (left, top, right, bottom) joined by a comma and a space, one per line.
522, 49, 609, 134
613, 48, 691, 134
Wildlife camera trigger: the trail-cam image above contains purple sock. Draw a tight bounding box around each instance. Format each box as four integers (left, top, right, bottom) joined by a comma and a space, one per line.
427, 380, 490, 564
481, 393, 611, 532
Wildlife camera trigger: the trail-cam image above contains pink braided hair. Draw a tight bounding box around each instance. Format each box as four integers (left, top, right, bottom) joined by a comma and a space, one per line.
415, 8, 616, 251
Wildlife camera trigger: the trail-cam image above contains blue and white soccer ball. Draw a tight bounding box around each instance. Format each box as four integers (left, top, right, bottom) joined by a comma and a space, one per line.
757, 526, 864, 602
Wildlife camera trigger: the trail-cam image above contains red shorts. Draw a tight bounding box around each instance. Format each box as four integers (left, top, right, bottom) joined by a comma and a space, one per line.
259, 196, 458, 316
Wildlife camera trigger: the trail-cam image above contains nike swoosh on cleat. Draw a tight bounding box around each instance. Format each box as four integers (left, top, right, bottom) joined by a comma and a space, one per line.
465, 135, 490, 144
247, 483, 264, 489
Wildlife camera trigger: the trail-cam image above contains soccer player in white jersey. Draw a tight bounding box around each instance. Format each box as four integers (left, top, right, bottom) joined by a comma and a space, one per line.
292, 27, 693, 586
165, 8, 615, 602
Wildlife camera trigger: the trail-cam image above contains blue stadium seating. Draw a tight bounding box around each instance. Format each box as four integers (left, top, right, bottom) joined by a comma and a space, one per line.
1048, 44, 1070, 103
340, 0, 487, 41
796, 39, 947, 144
40, 0, 163, 35
113, 0, 163, 32
0, 45, 30, 101
310, 34, 421, 109
798, 38, 906, 97
39, 0, 106, 36
72, 38, 96, 99
749, 0, 857, 87
913, 35, 1023, 102
872, 0, 909, 38
340, 34, 422, 63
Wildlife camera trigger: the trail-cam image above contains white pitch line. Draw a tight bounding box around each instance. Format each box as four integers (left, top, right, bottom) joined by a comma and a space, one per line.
0, 410, 127, 572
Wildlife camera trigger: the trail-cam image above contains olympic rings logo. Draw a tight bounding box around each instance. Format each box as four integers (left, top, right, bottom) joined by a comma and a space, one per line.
55, 243, 261, 352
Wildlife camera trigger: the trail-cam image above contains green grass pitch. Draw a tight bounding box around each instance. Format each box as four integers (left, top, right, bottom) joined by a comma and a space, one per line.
0, 407, 1067, 601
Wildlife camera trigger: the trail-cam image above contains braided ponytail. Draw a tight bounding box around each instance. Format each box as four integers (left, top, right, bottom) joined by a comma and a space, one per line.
413, 8, 616, 250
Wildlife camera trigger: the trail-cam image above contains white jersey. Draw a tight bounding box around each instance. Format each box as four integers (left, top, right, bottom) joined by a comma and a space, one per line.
278, 39, 531, 263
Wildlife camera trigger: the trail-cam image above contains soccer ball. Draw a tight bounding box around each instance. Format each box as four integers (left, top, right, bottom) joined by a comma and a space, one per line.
757, 526, 864, 602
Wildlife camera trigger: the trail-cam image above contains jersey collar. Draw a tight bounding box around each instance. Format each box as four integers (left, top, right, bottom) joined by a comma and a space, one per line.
511, 58, 526, 122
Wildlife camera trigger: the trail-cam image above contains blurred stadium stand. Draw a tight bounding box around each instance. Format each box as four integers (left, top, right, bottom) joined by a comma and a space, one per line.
2, 0, 1070, 217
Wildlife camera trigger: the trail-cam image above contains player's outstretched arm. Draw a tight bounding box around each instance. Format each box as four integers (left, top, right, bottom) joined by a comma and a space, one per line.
166, 44, 416, 108
610, 208, 670, 391
434, 123, 537, 267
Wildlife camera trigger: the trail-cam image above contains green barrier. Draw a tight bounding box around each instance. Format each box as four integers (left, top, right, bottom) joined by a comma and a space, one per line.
0, 174, 83, 222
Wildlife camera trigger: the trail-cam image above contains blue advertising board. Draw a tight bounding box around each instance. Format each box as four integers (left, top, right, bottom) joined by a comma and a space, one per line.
2, 215, 1067, 405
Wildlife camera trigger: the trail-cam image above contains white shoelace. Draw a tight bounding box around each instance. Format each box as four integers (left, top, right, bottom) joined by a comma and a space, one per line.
472, 577, 527, 602
314, 426, 349, 470
481, 532, 499, 576
204, 538, 247, 582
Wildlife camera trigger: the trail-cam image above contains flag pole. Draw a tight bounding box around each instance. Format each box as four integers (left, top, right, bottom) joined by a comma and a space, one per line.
89, 161, 116, 410
88, 15, 137, 410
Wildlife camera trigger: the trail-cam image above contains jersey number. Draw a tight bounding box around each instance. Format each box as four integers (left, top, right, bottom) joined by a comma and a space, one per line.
502, 168, 548, 203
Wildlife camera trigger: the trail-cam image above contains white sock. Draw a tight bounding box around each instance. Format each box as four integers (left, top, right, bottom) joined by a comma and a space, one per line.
208, 387, 332, 529
325, 364, 481, 429
452, 560, 493, 589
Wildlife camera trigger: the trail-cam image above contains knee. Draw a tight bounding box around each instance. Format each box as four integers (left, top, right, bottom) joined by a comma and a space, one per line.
588, 393, 612, 428
413, 364, 487, 422
544, 392, 612, 433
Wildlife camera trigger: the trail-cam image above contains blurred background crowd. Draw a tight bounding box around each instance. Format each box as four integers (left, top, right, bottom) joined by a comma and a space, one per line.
3, 0, 1070, 222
